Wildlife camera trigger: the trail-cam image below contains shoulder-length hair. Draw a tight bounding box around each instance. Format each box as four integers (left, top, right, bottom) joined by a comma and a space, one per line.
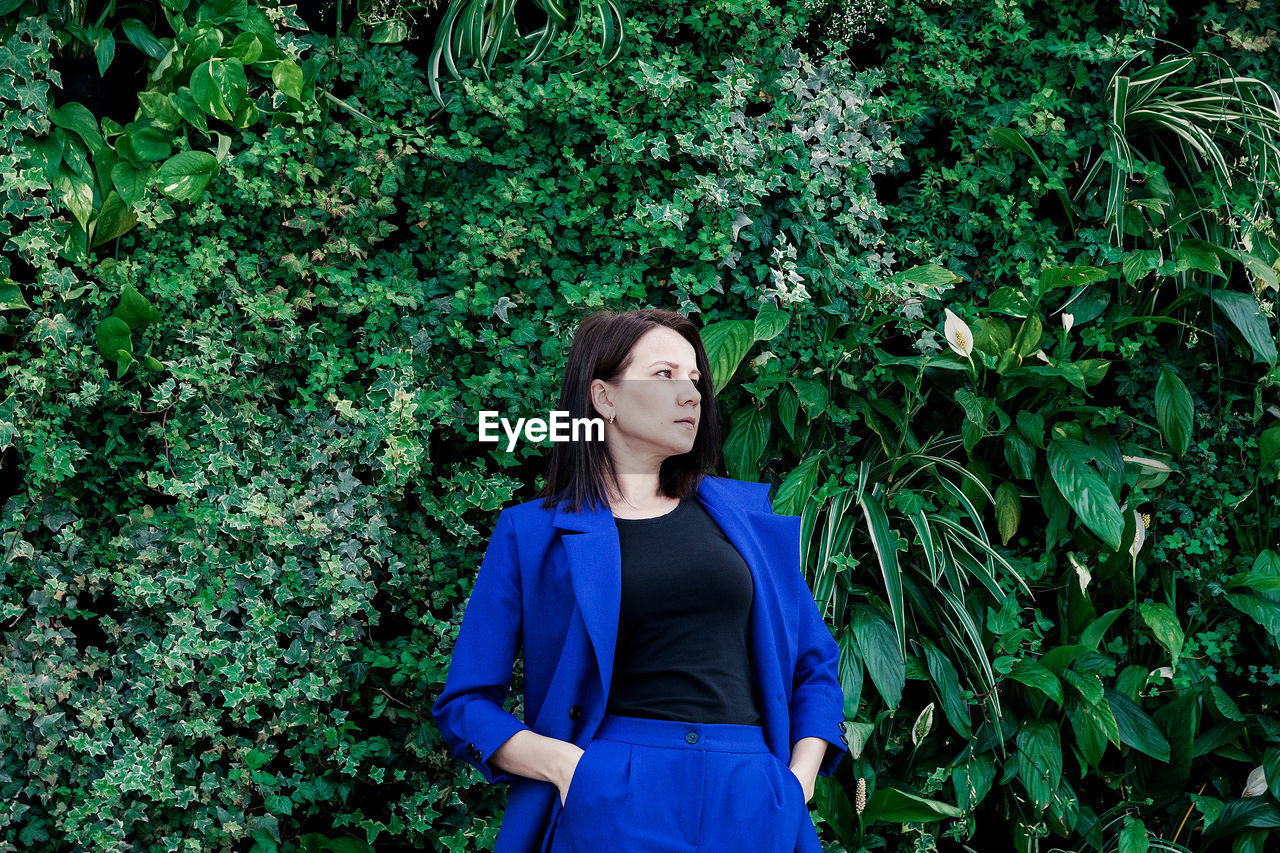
536, 308, 721, 514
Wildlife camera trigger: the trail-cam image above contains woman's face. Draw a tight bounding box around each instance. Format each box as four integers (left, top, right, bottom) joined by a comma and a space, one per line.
592, 326, 703, 470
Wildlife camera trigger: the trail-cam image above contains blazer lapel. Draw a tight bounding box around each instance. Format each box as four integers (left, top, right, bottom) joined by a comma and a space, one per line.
552, 475, 793, 706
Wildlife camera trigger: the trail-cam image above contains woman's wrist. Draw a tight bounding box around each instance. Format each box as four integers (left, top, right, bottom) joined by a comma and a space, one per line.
490, 730, 584, 789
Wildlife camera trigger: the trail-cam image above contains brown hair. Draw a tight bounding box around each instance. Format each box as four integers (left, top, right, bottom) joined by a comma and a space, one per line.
536, 308, 721, 514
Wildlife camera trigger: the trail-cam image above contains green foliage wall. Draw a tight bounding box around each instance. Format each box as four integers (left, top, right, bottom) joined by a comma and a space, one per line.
2, 0, 1279, 851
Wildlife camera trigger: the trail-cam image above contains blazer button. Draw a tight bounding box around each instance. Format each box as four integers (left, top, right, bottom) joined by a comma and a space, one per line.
685, 732, 699, 744
838, 721, 847, 733
569, 705, 582, 721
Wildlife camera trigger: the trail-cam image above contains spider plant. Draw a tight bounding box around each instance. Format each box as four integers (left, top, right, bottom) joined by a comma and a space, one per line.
426, 0, 624, 107
801, 424, 1032, 737
1075, 49, 1280, 257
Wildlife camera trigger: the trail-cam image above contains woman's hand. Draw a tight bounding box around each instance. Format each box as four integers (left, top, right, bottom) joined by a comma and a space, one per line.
788, 736, 827, 804
790, 766, 816, 803
556, 743, 587, 806
489, 730, 585, 806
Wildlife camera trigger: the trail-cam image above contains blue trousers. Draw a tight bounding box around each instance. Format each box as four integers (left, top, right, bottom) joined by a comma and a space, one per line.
543, 714, 822, 853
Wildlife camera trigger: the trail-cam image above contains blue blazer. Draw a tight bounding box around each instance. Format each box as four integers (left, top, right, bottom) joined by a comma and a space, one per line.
432, 474, 848, 853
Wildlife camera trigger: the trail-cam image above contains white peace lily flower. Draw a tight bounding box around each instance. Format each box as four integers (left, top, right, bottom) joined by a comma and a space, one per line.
1062, 313, 1075, 334
1130, 509, 1146, 562
1150, 666, 1174, 680
943, 309, 973, 358
1068, 552, 1091, 594
1034, 350, 1051, 363
1243, 766, 1267, 798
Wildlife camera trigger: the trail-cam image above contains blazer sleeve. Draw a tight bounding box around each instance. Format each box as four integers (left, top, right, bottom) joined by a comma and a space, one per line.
432, 507, 532, 784
760, 488, 849, 777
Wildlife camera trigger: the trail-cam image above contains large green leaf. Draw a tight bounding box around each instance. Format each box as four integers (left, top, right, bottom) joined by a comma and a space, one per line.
923, 641, 971, 738
190, 58, 247, 122
111, 160, 154, 208
52, 166, 96, 229
886, 264, 961, 290
836, 627, 862, 719
1174, 239, 1227, 278
952, 754, 996, 813
1138, 602, 1184, 667
773, 452, 824, 517
1007, 659, 1063, 706
155, 150, 219, 202
1066, 695, 1116, 769
113, 285, 160, 329
861, 787, 962, 824
852, 605, 904, 709
0, 278, 31, 311
1262, 426, 1280, 475
701, 319, 754, 393
272, 59, 305, 101
1080, 608, 1125, 650
1047, 438, 1125, 550
1106, 689, 1171, 761
723, 405, 769, 483
859, 491, 904, 656
1211, 290, 1278, 365
90, 191, 138, 248
988, 287, 1032, 318
754, 304, 788, 341
1017, 719, 1063, 812
1154, 367, 1193, 456
994, 482, 1021, 545
94, 315, 133, 369
1038, 265, 1110, 295
48, 101, 107, 156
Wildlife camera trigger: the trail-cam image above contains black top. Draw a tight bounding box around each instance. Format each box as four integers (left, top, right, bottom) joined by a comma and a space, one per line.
606, 497, 764, 726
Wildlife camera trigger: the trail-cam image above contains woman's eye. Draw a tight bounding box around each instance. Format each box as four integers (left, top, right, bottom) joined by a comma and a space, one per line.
658, 369, 672, 377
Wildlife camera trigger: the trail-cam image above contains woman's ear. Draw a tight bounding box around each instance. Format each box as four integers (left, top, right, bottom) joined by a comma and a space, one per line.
589, 378, 612, 419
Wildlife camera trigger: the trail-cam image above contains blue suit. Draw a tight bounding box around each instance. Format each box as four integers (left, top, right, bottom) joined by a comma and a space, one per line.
432, 475, 848, 853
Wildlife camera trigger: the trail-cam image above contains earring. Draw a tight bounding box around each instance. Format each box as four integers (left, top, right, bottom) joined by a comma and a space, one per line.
609, 413, 616, 424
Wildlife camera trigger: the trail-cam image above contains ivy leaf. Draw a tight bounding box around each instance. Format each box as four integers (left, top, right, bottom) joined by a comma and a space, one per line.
1118, 816, 1149, 853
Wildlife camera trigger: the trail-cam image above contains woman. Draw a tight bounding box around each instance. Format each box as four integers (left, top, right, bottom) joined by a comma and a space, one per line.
433, 308, 848, 853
